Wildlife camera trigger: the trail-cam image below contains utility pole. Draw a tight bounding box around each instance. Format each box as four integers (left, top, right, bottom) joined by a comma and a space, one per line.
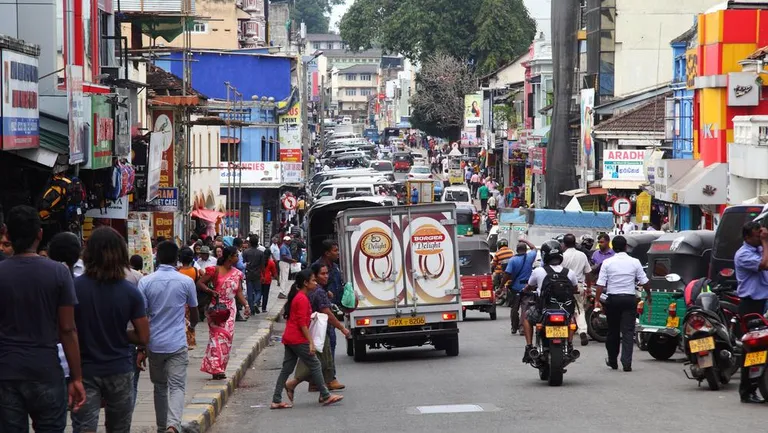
301, 58, 310, 182
319, 75, 325, 146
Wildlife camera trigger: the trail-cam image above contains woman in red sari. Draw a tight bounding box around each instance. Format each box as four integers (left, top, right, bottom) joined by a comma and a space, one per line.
197, 246, 250, 379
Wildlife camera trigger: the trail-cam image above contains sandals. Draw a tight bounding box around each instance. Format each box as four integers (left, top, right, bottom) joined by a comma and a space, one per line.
270, 402, 293, 409
285, 380, 297, 403
319, 394, 344, 406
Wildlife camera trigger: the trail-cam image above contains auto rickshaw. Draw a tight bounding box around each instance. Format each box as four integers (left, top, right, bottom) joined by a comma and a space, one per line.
458, 237, 496, 320
636, 230, 715, 360
623, 232, 664, 267
456, 207, 474, 236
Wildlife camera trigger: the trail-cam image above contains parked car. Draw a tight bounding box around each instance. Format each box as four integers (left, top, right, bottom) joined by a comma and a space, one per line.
407, 165, 434, 180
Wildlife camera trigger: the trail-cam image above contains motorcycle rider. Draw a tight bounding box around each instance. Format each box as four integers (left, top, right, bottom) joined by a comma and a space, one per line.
521, 240, 578, 362
561, 234, 593, 346
502, 239, 538, 335
492, 239, 514, 300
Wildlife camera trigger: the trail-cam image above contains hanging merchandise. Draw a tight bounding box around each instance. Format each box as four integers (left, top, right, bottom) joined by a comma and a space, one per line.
39, 175, 73, 221
106, 161, 124, 201
121, 163, 135, 195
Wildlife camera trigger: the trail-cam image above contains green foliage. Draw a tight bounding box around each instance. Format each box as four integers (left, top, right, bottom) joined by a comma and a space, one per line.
339, 0, 536, 74
291, 0, 345, 34
493, 104, 515, 130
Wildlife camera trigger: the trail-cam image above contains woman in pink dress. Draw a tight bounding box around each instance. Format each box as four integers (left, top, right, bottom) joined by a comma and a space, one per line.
197, 246, 250, 379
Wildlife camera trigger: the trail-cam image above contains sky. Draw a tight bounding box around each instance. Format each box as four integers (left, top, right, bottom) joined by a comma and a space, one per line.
329, 0, 353, 32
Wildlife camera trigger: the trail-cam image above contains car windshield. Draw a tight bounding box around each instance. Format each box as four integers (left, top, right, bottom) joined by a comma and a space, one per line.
411, 166, 430, 173
372, 161, 393, 171
445, 190, 470, 202
456, 211, 473, 225
394, 154, 411, 162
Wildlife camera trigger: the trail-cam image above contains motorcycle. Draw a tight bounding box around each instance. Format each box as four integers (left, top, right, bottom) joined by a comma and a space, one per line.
584, 286, 608, 343
674, 272, 740, 390
528, 295, 580, 386
740, 312, 768, 399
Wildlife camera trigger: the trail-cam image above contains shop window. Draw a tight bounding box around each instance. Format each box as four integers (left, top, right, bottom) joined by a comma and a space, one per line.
220, 141, 240, 162
652, 259, 671, 277
261, 136, 268, 161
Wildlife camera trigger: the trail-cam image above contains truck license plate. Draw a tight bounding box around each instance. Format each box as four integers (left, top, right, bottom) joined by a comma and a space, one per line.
745, 351, 768, 367
388, 316, 426, 327
479, 290, 492, 298
545, 326, 569, 338
688, 336, 715, 353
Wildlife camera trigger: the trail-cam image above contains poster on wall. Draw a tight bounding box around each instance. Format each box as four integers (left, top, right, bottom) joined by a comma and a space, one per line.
66, 65, 86, 164
282, 162, 303, 183
152, 110, 175, 187
90, 95, 113, 169
602, 149, 646, 181
580, 89, 595, 171
524, 168, 533, 205
147, 132, 164, 202
1, 49, 39, 150
464, 93, 483, 127
114, 88, 131, 157
128, 212, 154, 274
279, 102, 302, 162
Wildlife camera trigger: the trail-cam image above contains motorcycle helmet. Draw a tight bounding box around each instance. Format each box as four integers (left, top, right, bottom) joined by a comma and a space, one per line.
540, 240, 564, 265
553, 234, 565, 245
497, 239, 509, 249
580, 234, 595, 250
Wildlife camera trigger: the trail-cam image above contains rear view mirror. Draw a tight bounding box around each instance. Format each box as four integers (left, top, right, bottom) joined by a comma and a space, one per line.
665, 273, 682, 283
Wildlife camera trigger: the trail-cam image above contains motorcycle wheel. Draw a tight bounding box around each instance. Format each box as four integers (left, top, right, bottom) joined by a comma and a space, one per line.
704, 367, 721, 391
495, 290, 506, 306
548, 346, 564, 386
647, 335, 678, 360
586, 306, 608, 343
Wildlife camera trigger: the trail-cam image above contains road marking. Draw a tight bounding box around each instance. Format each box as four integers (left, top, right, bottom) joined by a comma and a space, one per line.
415, 404, 484, 414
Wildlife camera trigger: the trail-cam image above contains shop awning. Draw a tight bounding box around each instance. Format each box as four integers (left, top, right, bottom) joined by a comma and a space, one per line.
191, 208, 224, 223
666, 161, 727, 205
531, 125, 551, 139
560, 188, 588, 198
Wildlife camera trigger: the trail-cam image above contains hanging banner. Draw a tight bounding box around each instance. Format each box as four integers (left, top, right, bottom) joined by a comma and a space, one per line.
114, 88, 131, 157
151, 110, 175, 187
464, 92, 483, 127
90, 95, 114, 169
278, 102, 302, 162
530, 147, 546, 175
580, 88, 595, 171
524, 168, 533, 205
1, 49, 39, 150
85, 196, 129, 220
636, 191, 652, 224
147, 132, 164, 202
152, 211, 175, 240
66, 65, 86, 164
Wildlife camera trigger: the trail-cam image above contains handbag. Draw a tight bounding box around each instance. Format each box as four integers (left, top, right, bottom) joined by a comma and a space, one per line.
197, 267, 218, 310
309, 312, 328, 353
207, 294, 230, 324
290, 262, 302, 273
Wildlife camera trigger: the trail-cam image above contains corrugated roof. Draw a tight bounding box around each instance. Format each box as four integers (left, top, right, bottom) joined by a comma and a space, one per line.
146, 64, 206, 98
307, 33, 343, 41
593, 92, 671, 133
339, 64, 379, 74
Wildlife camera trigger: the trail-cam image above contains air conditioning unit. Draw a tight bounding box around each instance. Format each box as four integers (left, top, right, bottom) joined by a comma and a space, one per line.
101, 66, 125, 81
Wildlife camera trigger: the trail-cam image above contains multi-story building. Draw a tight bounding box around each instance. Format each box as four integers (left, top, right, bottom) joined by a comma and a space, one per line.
336, 64, 380, 122
305, 33, 345, 52
317, 48, 382, 116
238, 0, 267, 48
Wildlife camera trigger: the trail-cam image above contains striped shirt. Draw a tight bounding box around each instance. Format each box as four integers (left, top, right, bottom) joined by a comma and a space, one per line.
493, 246, 515, 274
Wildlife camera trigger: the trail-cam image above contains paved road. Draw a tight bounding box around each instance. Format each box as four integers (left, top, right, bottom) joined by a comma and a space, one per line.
210, 307, 766, 433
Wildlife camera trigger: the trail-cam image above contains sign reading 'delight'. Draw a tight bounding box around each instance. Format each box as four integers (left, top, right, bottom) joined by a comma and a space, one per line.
602, 149, 645, 182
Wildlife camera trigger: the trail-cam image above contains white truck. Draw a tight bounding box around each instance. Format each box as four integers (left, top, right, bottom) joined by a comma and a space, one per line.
336, 203, 462, 361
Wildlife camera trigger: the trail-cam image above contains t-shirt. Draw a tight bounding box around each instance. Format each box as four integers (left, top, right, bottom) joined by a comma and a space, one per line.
242, 247, 264, 281
74, 275, 146, 377
561, 248, 592, 284
478, 185, 489, 199
527, 265, 579, 295
280, 244, 293, 262
138, 265, 198, 354
308, 286, 334, 336
0, 256, 77, 381
283, 291, 311, 345
505, 251, 537, 291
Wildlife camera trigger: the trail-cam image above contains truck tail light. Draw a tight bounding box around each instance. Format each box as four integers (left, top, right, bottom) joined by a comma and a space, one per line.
668, 303, 677, 318
442, 312, 457, 320
356, 318, 370, 326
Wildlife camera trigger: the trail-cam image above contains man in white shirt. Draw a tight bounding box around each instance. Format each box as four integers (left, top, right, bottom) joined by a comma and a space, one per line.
196, 246, 217, 270
560, 234, 593, 346
595, 235, 651, 372
620, 216, 636, 234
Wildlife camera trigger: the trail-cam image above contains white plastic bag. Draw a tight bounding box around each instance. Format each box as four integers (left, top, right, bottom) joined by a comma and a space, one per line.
309, 312, 328, 353
290, 262, 302, 273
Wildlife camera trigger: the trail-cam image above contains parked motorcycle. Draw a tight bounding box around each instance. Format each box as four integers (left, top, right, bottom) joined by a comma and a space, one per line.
528, 296, 580, 386
740, 312, 768, 398
674, 272, 740, 390
584, 286, 608, 343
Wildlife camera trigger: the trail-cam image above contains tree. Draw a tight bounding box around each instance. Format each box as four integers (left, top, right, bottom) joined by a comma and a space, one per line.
339, 0, 535, 74
290, 0, 345, 34
409, 53, 477, 140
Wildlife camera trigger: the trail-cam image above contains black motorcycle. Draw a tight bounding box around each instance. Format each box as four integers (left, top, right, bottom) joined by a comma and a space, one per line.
740, 312, 768, 398
528, 296, 581, 386
584, 286, 608, 343
675, 273, 740, 390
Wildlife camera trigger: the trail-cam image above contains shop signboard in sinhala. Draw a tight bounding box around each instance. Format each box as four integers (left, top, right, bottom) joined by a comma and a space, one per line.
529, 147, 546, 175
67, 65, 86, 164
88, 95, 114, 169
580, 89, 595, 171
464, 92, 483, 127
219, 161, 281, 187
1, 49, 39, 150
602, 149, 645, 181
278, 102, 302, 162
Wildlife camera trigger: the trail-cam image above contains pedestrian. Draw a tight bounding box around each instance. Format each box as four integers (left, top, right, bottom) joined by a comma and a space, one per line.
138, 241, 199, 433
465, 168, 472, 187
198, 246, 249, 379
620, 215, 636, 234
126, 253, 146, 404
70, 227, 150, 433
178, 247, 200, 349
491, 238, 514, 303
261, 249, 278, 312
590, 233, 615, 279
270, 237, 283, 297
560, 234, 593, 346
594, 235, 650, 372
411, 186, 419, 205
270, 270, 344, 409
214, 245, 224, 260
287, 262, 350, 393
126, 254, 145, 285
0, 206, 86, 429
243, 234, 265, 314
470, 171, 481, 196
502, 239, 538, 335
734, 222, 768, 403
486, 207, 497, 232
278, 236, 295, 299
488, 193, 497, 210
478, 182, 489, 212
196, 246, 217, 269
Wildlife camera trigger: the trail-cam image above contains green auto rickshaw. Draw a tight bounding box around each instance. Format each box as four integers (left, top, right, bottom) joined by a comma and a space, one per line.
456, 207, 474, 236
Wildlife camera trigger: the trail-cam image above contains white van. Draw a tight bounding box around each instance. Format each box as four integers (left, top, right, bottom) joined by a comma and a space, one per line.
329, 132, 361, 141
442, 185, 472, 204
314, 183, 381, 202
320, 147, 364, 161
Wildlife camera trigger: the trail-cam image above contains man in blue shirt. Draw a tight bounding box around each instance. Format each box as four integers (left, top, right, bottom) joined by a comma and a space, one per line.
502, 239, 538, 334
138, 241, 198, 433
735, 221, 768, 404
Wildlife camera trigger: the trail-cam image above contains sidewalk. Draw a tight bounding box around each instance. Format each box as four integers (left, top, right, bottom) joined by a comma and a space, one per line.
65, 283, 287, 433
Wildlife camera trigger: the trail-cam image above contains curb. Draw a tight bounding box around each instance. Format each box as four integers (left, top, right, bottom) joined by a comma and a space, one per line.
181, 299, 285, 433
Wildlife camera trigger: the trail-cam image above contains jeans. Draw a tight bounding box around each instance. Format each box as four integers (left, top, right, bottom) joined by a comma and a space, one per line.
273, 343, 330, 403
71, 372, 134, 433
148, 348, 188, 433
605, 295, 638, 366
261, 282, 271, 311
0, 379, 67, 432
246, 278, 261, 311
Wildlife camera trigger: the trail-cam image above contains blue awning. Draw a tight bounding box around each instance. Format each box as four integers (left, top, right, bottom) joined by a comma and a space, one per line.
531, 209, 614, 229
531, 125, 550, 144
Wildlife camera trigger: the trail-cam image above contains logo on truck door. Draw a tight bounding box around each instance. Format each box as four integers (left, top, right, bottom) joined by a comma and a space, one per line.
360, 227, 393, 282
412, 225, 446, 278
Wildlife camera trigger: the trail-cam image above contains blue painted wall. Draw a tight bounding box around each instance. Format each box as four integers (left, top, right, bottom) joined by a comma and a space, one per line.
167, 51, 292, 101
671, 40, 694, 160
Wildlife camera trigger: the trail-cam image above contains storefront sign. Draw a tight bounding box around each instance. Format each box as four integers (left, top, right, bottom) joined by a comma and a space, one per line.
524, 168, 533, 204
460, 129, 477, 148
85, 195, 129, 220
90, 95, 114, 169
464, 92, 483, 127
136, 187, 178, 212
147, 132, 164, 201
282, 162, 303, 183
727, 72, 760, 107
686, 49, 698, 89
635, 191, 651, 223
602, 149, 645, 181
1, 50, 39, 150
114, 89, 131, 157
152, 110, 175, 187
279, 102, 302, 162
580, 89, 595, 171
152, 211, 175, 240
131, 140, 148, 201
530, 147, 546, 175
66, 65, 86, 164
219, 161, 281, 187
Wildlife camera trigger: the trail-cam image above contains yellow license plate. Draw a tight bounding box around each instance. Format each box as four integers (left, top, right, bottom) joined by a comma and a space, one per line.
479, 290, 492, 298
688, 336, 715, 353
545, 326, 569, 338
745, 351, 768, 367
666, 317, 680, 328
388, 316, 426, 327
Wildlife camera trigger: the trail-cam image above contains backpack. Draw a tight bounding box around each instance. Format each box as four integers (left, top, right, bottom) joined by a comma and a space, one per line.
540, 265, 576, 304
120, 163, 135, 195
39, 175, 73, 221
106, 161, 123, 201
65, 176, 87, 222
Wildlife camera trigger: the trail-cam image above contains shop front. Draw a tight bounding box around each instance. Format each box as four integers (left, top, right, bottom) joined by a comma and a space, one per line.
220, 161, 282, 238
654, 159, 727, 230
